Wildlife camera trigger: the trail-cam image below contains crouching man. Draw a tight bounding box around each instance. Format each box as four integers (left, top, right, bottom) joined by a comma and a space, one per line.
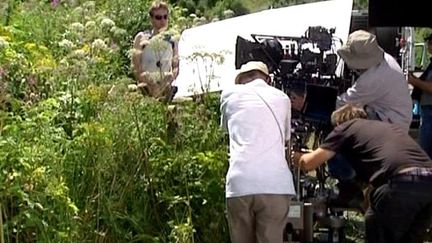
296, 104, 432, 243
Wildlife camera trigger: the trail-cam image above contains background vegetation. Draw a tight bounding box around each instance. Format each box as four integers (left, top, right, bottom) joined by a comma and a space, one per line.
0, 0, 430, 242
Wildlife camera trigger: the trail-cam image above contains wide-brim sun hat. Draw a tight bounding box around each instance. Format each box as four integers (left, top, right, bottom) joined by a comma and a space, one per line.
337, 30, 384, 70
235, 61, 269, 83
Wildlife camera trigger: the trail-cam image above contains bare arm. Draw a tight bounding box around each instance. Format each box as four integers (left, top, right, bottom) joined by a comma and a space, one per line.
408, 73, 432, 94
132, 33, 148, 82
298, 148, 336, 171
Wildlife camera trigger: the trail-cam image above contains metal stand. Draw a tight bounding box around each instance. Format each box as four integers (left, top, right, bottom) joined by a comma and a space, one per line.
285, 120, 347, 243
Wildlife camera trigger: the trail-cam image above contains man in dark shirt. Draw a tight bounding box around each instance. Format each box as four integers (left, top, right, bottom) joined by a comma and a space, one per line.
297, 104, 432, 243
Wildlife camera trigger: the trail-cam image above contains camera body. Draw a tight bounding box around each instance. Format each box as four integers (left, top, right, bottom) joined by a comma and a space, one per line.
235, 26, 347, 96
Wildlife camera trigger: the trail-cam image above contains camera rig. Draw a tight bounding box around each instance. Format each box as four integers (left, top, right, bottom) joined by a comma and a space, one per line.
235, 26, 352, 96
235, 27, 361, 243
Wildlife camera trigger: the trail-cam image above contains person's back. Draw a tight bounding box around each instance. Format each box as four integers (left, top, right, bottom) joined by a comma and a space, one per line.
220, 61, 295, 243
355, 53, 412, 130
322, 119, 432, 185
298, 104, 432, 243
336, 30, 412, 132
221, 79, 295, 197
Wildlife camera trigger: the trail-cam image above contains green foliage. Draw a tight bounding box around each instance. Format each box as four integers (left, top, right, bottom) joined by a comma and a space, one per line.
0, 0, 377, 242
1, 0, 231, 242
0, 102, 80, 241
414, 28, 432, 70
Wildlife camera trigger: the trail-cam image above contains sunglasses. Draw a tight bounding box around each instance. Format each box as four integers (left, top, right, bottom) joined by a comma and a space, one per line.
153, 14, 168, 20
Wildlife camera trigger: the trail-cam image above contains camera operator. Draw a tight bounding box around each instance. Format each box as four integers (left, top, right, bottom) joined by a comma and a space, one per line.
220, 61, 295, 243
326, 30, 414, 206
337, 30, 412, 132
296, 104, 432, 243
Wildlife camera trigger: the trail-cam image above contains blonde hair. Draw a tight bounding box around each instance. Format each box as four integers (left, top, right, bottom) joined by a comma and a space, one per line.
148, 1, 169, 15
331, 104, 368, 126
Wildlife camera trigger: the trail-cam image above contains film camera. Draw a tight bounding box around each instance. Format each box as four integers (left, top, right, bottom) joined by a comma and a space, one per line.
235, 26, 350, 95
235, 27, 360, 243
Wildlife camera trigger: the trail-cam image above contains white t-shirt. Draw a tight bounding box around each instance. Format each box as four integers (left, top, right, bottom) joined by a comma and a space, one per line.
220, 79, 296, 198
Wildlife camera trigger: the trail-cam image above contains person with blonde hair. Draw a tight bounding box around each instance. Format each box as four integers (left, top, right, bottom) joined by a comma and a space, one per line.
132, 1, 179, 100
330, 103, 368, 126
297, 104, 432, 243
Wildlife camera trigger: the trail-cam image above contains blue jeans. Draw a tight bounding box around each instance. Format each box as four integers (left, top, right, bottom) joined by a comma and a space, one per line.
420, 105, 432, 158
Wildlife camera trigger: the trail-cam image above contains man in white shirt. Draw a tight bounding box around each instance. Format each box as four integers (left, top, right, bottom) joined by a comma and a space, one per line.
220, 61, 295, 243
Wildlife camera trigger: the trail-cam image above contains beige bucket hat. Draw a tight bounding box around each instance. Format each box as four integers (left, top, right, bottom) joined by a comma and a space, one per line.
235, 61, 269, 83
337, 30, 384, 70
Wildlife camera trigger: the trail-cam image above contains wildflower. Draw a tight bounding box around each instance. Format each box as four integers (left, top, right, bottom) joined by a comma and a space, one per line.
72, 6, 83, 15
27, 74, 37, 86
81, 44, 90, 53
51, 0, 60, 8
110, 26, 127, 39
59, 58, 68, 66
0, 36, 9, 49
58, 39, 75, 49
70, 22, 84, 33
91, 39, 107, 50
110, 43, 119, 51
24, 43, 37, 51
0, 67, 5, 80
223, 10, 235, 19
71, 49, 86, 58
100, 18, 115, 29
82, 1, 95, 11
85, 21, 96, 31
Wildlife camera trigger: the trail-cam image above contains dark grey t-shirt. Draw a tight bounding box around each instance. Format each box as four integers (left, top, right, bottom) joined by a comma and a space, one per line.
320, 119, 432, 187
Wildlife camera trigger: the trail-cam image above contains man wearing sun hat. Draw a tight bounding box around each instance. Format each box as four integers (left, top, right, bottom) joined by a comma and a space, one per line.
408, 32, 432, 158
337, 30, 412, 132
220, 61, 295, 243
326, 30, 413, 210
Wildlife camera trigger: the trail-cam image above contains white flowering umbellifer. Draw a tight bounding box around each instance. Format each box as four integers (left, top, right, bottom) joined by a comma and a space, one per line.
58, 39, 75, 50
100, 18, 115, 29
223, 9, 235, 19
110, 27, 127, 39
72, 6, 83, 15
71, 49, 86, 59
82, 1, 95, 11
70, 22, 85, 33
91, 39, 107, 51
85, 21, 96, 31
0, 36, 9, 49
